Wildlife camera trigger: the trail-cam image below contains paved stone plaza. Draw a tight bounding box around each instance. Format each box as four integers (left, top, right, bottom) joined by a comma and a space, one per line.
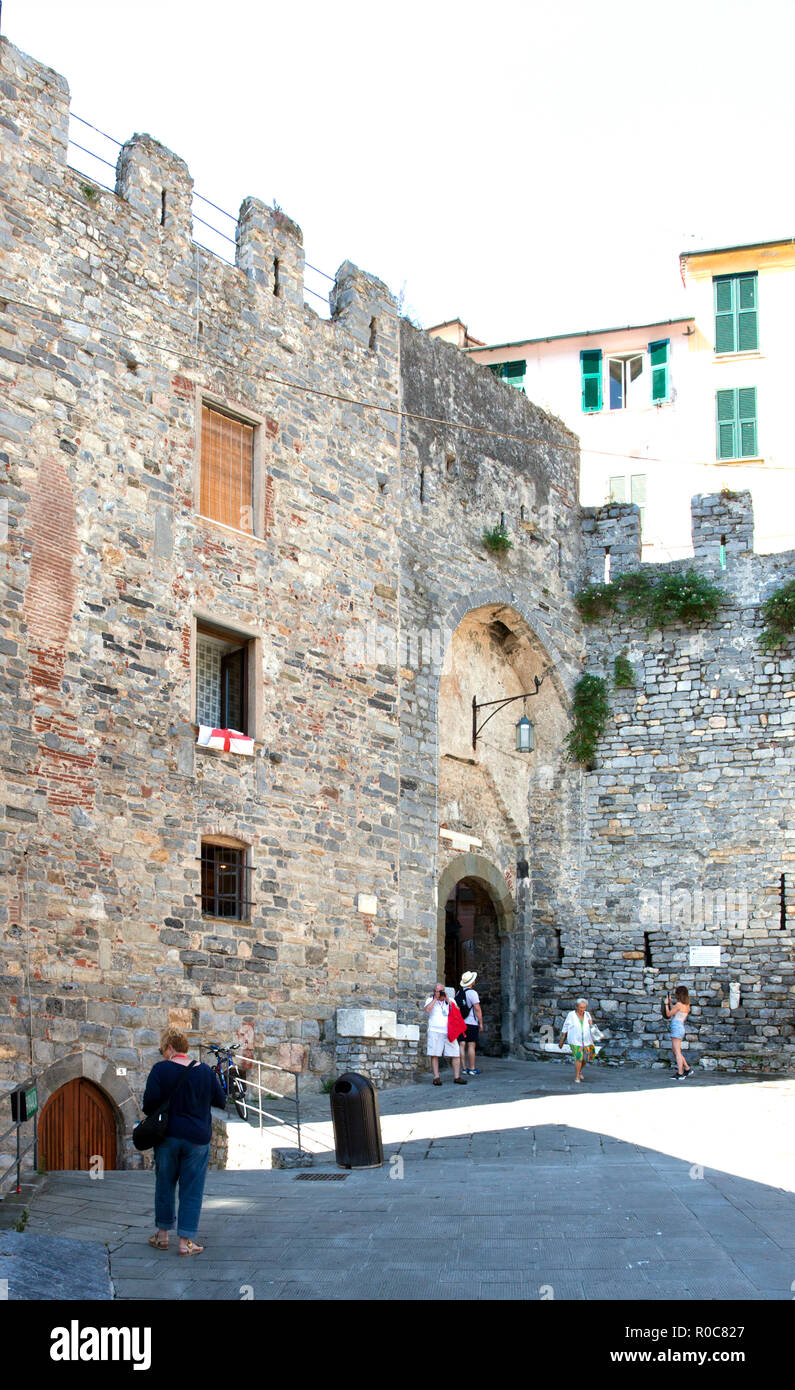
11, 1059, 795, 1300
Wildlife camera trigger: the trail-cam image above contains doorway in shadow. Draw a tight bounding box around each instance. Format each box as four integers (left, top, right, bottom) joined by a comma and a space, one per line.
444, 876, 503, 1055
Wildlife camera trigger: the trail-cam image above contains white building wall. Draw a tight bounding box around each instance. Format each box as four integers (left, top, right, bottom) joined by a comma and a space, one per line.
467, 248, 795, 562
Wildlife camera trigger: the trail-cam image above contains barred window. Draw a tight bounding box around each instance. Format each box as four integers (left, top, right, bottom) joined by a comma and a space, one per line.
200, 843, 251, 921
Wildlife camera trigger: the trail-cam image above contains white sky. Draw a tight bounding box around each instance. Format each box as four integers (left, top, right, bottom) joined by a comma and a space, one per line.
5, 0, 794, 343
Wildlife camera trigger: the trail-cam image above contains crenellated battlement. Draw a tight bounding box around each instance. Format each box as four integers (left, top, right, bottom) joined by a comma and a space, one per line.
115, 133, 194, 242
691, 489, 754, 563
581, 490, 781, 588
235, 197, 305, 305
0, 36, 396, 360
580, 502, 642, 584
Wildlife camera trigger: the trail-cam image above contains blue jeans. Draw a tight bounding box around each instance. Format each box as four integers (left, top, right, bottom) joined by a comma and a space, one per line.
154, 1137, 210, 1240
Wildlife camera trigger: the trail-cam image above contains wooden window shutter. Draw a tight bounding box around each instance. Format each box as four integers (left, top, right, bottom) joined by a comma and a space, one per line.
200, 404, 254, 532
649, 339, 670, 402
714, 277, 736, 354
738, 386, 757, 457
737, 275, 758, 351
716, 389, 737, 459
581, 350, 602, 412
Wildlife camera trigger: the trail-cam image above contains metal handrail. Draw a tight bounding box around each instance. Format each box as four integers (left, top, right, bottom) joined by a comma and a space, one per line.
199, 1047, 304, 1153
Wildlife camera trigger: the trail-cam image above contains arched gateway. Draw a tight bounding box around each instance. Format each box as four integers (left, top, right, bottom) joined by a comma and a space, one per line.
437, 854, 516, 1056
432, 598, 570, 1058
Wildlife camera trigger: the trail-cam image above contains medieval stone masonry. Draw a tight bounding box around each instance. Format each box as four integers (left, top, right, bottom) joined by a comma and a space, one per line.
0, 39, 792, 1167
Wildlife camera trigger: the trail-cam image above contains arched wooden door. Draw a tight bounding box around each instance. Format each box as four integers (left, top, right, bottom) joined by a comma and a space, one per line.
39, 1079, 117, 1171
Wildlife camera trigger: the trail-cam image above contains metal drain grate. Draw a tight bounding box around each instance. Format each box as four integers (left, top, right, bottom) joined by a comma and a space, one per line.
293, 1172, 348, 1181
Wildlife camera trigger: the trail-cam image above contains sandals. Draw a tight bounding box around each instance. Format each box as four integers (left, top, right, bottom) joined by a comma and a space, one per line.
432, 1077, 442, 1086
178, 1239, 204, 1257
148, 1234, 168, 1250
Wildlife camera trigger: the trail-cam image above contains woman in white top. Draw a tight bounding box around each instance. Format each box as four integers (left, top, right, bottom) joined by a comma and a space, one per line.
559, 998, 597, 1084
424, 983, 467, 1086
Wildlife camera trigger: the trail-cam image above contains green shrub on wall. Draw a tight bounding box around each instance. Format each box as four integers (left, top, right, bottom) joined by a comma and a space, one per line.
565, 674, 610, 769
575, 568, 725, 630
482, 523, 513, 554
613, 651, 636, 689
759, 580, 795, 652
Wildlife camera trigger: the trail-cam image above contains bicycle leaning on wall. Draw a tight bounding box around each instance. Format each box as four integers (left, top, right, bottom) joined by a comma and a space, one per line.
206, 1042, 248, 1120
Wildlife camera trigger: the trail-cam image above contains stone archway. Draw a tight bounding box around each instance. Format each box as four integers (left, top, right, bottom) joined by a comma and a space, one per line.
437, 854, 515, 1055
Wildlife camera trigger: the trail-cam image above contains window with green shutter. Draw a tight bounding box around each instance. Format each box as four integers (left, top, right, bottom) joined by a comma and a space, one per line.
716, 387, 757, 459
488, 359, 526, 392
713, 274, 758, 354
648, 339, 670, 402
581, 349, 602, 412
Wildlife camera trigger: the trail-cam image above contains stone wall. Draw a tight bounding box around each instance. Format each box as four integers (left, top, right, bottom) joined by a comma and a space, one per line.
334, 1036, 424, 1086
0, 36, 402, 1108
334, 1007, 423, 1085
532, 495, 795, 1072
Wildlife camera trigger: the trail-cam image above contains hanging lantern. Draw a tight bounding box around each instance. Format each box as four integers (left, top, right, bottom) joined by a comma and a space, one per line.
515, 712, 534, 752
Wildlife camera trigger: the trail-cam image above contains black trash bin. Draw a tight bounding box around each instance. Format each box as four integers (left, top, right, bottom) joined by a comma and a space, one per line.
329, 1072, 384, 1169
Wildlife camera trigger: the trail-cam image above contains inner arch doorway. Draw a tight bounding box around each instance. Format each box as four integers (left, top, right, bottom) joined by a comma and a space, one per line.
445, 877, 503, 1055
39, 1078, 118, 1172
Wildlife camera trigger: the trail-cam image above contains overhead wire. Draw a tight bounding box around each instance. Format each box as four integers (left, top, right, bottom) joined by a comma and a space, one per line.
10, 110, 795, 477
69, 112, 335, 285
2, 289, 795, 479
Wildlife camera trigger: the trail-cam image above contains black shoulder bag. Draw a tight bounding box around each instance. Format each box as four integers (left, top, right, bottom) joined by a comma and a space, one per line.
133, 1060, 197, 1152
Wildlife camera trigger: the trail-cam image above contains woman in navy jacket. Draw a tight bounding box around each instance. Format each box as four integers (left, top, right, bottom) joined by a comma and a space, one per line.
143, 1026, 227, 1256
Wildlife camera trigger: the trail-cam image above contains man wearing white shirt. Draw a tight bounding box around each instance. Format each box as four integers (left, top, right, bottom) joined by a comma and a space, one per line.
559, 998, 597, 1084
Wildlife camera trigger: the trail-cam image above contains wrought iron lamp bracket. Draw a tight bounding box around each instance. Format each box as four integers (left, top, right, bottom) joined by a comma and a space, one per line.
471, 672, 546, 750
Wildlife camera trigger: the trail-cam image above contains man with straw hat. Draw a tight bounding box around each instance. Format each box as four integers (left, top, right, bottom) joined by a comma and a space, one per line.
455, 971, 484, 1075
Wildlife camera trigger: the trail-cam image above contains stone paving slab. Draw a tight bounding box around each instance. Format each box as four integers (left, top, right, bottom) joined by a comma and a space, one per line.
0, 1231, 112, 1300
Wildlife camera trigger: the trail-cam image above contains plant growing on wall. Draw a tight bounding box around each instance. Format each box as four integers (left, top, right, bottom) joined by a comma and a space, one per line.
482, 523, 513, 554
575, 568, 724, 630
759, 580, 795, 652
564, 674, 610, 769
613, 651, 636, 689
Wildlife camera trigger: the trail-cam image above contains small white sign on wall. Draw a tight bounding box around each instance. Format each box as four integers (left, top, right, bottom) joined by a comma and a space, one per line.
689, 945, 721, 967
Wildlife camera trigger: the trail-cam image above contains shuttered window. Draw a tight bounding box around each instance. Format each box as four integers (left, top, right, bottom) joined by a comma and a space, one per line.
200, 403, 255, 532
713, 274, 758, 354
608, 474, 646, 527
488, 359, 526, 392
581, 350, 602, 412
716, 387, 757, 460
649, 339, 670, 402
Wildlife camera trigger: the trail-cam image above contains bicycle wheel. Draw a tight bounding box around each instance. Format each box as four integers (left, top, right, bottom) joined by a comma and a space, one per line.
229, 1069, 247, 1120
